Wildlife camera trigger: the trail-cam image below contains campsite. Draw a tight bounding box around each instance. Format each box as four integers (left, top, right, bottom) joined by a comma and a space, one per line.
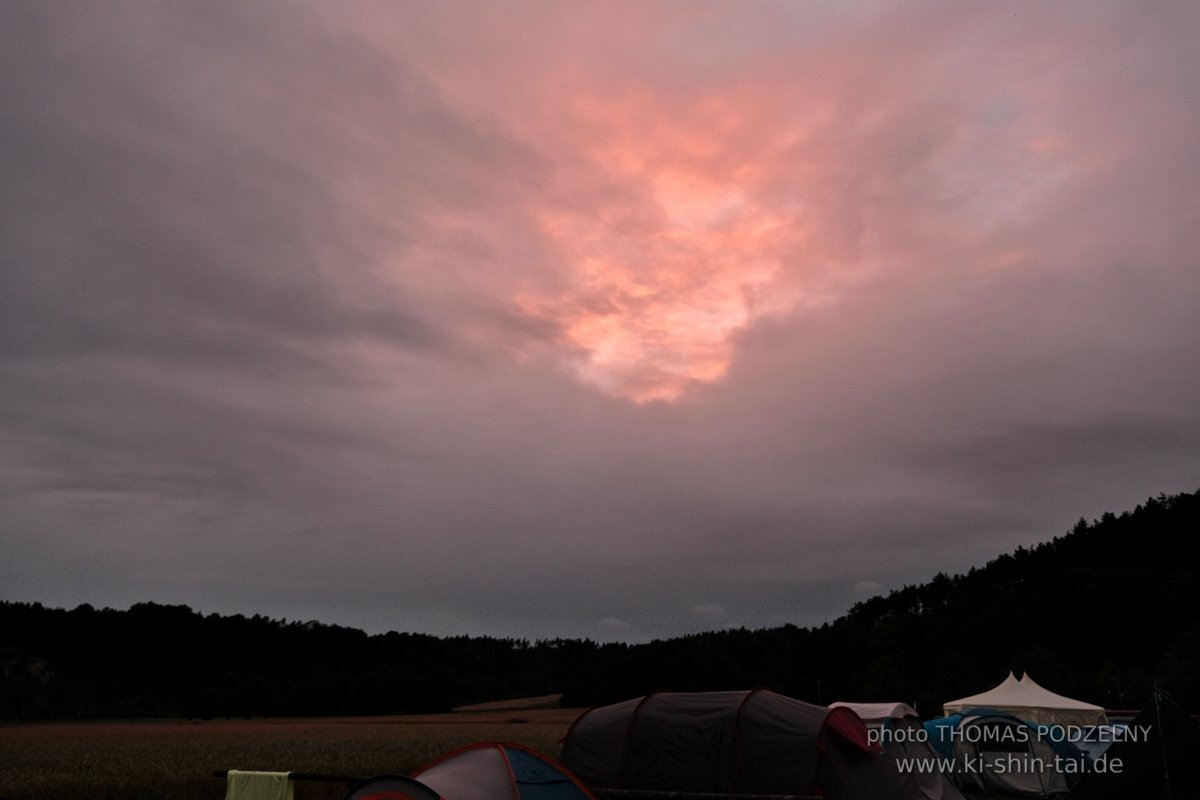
5, 683, 1198, 800
3, 493, 1200, 799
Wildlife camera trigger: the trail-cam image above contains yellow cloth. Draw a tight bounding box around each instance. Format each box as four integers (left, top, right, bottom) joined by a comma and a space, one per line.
225, 770, 294, 800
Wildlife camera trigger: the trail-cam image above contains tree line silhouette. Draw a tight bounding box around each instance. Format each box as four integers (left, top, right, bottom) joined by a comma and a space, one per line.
3, 490, 1197, 720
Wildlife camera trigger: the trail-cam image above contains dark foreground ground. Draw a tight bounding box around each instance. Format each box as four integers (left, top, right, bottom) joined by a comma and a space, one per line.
0, 709, 578, 800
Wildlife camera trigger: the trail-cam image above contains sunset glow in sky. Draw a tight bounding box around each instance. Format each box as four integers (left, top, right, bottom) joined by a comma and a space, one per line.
3, 1, 1199, 640
514, 79, 815, 402
530, 166, 796, 401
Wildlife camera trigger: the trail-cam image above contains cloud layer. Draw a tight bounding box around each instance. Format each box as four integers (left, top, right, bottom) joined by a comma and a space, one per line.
3, 1, 1199, 640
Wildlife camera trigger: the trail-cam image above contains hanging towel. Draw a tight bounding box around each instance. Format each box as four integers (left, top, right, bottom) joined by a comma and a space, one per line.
225, 770, 294, 800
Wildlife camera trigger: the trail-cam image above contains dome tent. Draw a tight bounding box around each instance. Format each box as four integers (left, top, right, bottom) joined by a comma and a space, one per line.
831, 702, 965, 800
561, 689, 903, 800
414, 742, 596, 800
924, 710, 1087, 798
943, 672, 1107, 728
343, 774, 443, 800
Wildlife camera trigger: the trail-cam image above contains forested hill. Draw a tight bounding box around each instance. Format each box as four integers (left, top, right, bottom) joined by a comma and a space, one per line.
3, 490, 1198, 720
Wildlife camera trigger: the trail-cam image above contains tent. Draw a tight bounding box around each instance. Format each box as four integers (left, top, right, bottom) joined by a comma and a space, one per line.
414, 742, 596, 800
1066, 693, 1200, 800
943, 672, 1108, 727
343, 774, 443, 800
925, 710, 1086, 798
560, 689, 903, 800
831, 702, 965, 800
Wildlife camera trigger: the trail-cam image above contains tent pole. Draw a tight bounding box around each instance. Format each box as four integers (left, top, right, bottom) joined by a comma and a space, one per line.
1154, 688, 1172, 800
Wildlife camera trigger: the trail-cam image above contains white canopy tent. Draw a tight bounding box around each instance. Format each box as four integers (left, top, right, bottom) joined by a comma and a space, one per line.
943, 672, 1107, 727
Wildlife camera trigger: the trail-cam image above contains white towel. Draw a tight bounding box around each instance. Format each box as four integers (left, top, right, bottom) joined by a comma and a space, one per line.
225, 770, 294, 800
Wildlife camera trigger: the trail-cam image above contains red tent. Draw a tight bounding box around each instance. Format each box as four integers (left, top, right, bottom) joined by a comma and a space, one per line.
415, 741, 597, 800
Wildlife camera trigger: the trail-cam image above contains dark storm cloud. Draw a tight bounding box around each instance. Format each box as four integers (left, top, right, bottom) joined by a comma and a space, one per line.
1, 2, 547, 370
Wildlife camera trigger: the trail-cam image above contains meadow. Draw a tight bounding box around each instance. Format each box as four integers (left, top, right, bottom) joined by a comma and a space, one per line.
0, 708, 580, 800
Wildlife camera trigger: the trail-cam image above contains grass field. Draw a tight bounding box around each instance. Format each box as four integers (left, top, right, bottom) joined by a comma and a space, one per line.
0, 709, 582, 800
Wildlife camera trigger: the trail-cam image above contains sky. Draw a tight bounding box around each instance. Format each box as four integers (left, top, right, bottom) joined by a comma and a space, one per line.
3, 1, 1199, 642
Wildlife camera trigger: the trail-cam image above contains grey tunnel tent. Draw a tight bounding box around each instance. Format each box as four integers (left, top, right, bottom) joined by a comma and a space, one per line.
560, 689, 904, 800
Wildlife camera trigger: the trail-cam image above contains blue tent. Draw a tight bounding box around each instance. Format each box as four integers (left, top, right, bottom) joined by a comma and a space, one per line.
924, 708, 1087, 797
926, 707, 1085, 762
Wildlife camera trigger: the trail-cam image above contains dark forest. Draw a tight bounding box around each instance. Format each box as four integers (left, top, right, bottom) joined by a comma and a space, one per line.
3, 490, 1197, 720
